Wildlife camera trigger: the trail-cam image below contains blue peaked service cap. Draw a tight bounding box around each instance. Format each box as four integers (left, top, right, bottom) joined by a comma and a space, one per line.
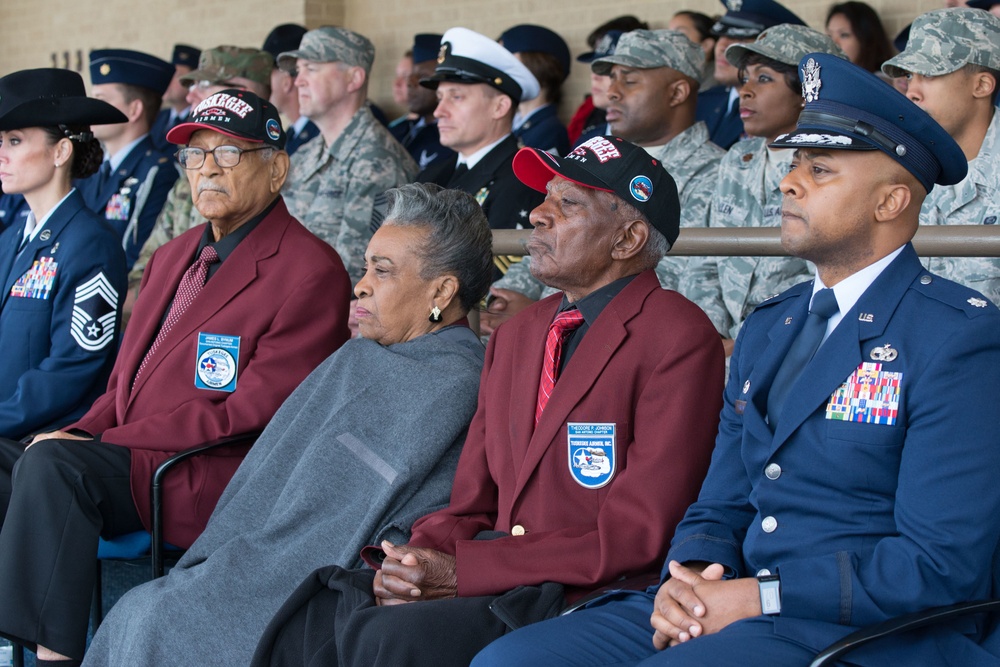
770, 53, 967, 192
90, 49, 174, 95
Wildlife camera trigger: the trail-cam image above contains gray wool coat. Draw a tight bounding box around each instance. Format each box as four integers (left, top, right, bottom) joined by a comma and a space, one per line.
83, 326, 484, 666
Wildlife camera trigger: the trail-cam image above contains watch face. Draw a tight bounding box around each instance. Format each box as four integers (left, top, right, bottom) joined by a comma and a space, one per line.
758, 576, 781, 615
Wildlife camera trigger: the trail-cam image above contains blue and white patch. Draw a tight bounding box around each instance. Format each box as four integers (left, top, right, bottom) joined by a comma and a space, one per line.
195, 333, 240, 392
629, 175, 652, 203
266, 118, 281, 141
568, 422, 616, 489
71, 272, 118, 351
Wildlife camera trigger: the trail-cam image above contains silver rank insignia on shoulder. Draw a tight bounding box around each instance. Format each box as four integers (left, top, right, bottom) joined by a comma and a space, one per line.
870, 343, 898, 362
859, 313, 874, 323
802, 58, 822, 103
968, 297, 988, 308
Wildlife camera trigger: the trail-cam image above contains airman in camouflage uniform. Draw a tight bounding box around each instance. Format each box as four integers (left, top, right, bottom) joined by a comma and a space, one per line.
127, 46, 275, 304
680, 25, 844, 341
883, 8, 1000, 304
493, 30, 724, 305
278, 27, 417, 285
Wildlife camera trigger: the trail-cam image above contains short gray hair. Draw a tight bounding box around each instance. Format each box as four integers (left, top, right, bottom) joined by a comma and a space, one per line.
608, 194, 668, 270
382, 183, 494, 312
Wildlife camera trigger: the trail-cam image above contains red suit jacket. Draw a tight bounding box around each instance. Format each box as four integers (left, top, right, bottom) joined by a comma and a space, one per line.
71, 197, 351, 547
407, 270, 725, 600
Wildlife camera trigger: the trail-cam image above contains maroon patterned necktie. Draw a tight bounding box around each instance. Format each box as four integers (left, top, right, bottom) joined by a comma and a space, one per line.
535, 308, 585, 424
134, 245, 219, 385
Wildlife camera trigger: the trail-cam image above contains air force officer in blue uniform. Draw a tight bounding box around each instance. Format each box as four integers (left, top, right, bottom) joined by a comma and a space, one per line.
0, 69, 128, 443
77, 49, 178, 270
474, 53, 1000, 666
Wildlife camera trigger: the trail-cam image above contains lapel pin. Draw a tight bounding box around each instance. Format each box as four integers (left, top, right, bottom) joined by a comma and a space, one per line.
859, 313, 874, 323
742, 380, 751, 394
50, 242, 59, 255
870, 344, 898, 362
39, 230, 51, 241
784, 317, 793, 325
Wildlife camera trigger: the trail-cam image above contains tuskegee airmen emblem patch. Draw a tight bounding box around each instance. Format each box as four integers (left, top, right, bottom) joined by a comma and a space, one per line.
195, 333, 240, 392
568, 422, 616, 489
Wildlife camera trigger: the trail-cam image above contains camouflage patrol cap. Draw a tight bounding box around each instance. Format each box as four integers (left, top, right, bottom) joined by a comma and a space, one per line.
277, 26, 375, 74
882, 9, 1000, 78
591, 29, 704, 81
179, 46, 274, 88
725, 24, 845, 68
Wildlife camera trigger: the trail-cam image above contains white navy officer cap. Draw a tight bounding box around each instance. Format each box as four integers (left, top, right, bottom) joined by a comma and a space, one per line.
420, 27, 540, 103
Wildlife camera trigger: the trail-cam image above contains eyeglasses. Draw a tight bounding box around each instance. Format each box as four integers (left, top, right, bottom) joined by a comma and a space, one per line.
175, 145, 270, 169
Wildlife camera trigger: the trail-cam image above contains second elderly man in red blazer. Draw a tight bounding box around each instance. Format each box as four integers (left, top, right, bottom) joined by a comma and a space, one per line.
0, 89, 351, 664
251, 136, 726, 666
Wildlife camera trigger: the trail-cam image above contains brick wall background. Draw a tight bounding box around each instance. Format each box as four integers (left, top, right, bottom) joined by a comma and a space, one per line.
0, 0, 944, 123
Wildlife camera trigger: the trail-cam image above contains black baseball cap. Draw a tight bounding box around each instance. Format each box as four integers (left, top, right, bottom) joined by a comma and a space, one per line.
166, 89, 286, 149
513, 136, 681, 248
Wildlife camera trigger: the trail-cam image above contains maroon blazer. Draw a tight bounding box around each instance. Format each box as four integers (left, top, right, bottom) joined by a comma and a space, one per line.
71, 197, 351, 547
407, 270, 725, 600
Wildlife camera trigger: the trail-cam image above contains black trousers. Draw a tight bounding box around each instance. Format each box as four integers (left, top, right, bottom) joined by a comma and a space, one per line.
252, 566, 566, 667
0, 437, 143, 660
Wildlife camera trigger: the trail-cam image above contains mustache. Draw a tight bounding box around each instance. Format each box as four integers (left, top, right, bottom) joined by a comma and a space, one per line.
197, 182, 230, 196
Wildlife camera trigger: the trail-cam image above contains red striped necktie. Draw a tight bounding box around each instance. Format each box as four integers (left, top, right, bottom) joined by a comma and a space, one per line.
535, 308, 585, 424
134, 244, 219, 386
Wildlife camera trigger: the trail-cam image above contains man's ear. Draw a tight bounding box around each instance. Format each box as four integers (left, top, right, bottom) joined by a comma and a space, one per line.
874, 182, 913, 223
667, 78, 692, 108
270, 151, 291, 193
611, 218, 650, 261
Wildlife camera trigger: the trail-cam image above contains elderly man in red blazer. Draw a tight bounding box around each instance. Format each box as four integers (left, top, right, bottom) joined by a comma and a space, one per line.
251, 136, 725, 667
0, 90, 351, 664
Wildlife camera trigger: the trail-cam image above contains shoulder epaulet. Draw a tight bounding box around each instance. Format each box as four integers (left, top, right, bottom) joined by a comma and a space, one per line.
753, 281, 810, 312
912, 271, 999, 318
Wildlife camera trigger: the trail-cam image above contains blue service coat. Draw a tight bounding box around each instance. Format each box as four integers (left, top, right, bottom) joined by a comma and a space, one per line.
515, 104, 570, 157
285, 119, 320, 156
696, 85, 744, 150
668, 244, 1000, 664
0, 193, 28, 234
76, 135, 178, 270
0, 190, 127, 440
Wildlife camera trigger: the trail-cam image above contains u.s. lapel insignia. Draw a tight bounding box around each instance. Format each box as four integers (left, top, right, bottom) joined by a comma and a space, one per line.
870, 343, 898, 362
784, 317, 793, 325
968, 297, 988, 308
859, 313, 874, 323
802, 58, 822, 103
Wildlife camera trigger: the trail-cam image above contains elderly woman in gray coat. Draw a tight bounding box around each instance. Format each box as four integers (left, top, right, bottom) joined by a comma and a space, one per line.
84, 183, 494, 666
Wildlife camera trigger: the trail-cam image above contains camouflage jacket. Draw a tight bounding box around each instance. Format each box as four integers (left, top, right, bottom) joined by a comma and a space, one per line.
919, 111, 1000, 305
680, 136, 813, 338
128, 173, 204, 290
282, 106, 418, 284
495, 121, 724, 299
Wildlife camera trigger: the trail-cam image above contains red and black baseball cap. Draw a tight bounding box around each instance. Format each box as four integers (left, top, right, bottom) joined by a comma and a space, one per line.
166, 89, 286, 149
512, 136, 681, 247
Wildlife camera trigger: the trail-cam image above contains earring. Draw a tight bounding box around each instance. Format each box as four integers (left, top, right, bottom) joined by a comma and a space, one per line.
429, 305, 442, 323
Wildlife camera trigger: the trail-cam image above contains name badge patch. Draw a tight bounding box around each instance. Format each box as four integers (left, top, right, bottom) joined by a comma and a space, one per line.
825, 362, 901, 425
195, 333, 240, 392
568, 422, 616, 489
10, 257, 58, 299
